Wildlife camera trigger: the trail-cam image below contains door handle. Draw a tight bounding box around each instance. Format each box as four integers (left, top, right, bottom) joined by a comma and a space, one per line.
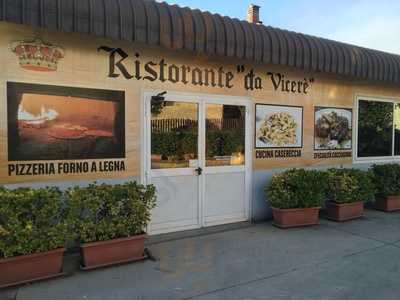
195, 167, 203, 176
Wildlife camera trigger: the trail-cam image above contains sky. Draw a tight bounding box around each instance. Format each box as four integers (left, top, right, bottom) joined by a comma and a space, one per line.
162, 0, 400, 55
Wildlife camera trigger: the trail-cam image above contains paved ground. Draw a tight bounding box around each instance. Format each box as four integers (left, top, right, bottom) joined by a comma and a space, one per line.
2, 209, 400, 300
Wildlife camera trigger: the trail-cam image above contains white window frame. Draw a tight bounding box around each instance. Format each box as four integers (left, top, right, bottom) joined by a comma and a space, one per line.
140, 89, 254, 233
354, 94, 400, 164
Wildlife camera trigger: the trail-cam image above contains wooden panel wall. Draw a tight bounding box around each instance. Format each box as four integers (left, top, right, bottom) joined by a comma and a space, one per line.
0, 22, 400, 184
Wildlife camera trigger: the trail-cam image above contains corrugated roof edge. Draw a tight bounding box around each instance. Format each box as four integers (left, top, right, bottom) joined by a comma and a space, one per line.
1, 0, 400, 84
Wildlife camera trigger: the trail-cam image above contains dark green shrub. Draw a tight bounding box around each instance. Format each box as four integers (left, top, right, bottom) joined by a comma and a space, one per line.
371, 164, 400, 198
265, 169, 327, 209
152, 130, 244, 159
325, 168, 375, 203
206, 131, 244, 157
0, 187, 69, 258
67, 182, 156, 244
152, 132, 197, 158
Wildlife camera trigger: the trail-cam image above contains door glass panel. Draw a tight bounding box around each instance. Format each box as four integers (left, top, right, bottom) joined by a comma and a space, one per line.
206, 104, 245, 166
395, 103, 400, 156
151, 100, 198, 169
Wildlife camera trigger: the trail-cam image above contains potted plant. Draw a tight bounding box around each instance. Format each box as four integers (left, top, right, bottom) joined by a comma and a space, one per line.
265, 169, 327, 228
67, 182, 156, 270
325, 169, 374, 221
0, 187, 69, 288
371, 164, 400, 212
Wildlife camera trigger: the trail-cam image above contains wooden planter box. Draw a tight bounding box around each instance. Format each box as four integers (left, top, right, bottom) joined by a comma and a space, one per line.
272, 207, 320, 228
81, 234, 147, 270
0, 248, 65, 288
375, 195, 400, 212
326, 201, 364, 222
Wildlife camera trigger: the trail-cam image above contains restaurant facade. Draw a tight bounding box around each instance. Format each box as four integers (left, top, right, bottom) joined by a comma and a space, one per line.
1, 0, 400, 234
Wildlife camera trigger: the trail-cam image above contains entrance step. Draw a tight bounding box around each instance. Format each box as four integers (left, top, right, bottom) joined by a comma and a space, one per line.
147, 221, 253, 245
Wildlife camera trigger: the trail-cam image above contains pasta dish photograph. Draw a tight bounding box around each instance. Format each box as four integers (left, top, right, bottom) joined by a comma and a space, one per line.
255, 104, 303, 148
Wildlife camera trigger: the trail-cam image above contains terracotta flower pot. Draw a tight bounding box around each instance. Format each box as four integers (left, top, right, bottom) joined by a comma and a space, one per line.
326, 201, 364, 222
0, 248, 65, 288
375, 195, 400, 212
272, 207, 320, 228
81, 234, 147, 270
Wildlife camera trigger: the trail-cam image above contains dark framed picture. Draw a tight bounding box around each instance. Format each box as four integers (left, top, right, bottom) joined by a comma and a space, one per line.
255, 104, 303, 149
314, 106, 352, 151
7, 82, 125, 161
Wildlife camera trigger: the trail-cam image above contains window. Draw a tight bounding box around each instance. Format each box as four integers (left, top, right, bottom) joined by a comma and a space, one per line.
151, 100, 198, 169
357, 98, 400, 159
206, 104, 246, 166
395, 104, 400, 155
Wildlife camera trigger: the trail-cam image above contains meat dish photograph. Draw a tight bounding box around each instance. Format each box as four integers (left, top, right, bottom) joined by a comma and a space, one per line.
314, 107, 352, 150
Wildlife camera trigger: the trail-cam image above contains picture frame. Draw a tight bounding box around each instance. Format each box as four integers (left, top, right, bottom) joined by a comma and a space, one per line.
314, 106, 352, 151
7, 82, 126, 161
255, 103, 303, 149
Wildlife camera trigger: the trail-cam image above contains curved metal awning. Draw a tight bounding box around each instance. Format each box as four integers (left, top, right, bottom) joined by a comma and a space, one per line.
1, 0, 400, 84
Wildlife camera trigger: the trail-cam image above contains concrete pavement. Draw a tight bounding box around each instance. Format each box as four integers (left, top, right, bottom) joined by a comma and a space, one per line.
1, 209, 400, 300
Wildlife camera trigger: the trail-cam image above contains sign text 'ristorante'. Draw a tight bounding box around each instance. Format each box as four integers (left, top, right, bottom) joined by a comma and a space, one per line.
98, 46, 314, 94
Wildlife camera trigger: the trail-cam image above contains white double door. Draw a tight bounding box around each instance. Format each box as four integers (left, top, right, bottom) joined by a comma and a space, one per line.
144, 92, 251, 235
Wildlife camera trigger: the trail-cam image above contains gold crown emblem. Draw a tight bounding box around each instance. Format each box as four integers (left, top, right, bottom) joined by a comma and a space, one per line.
11, 39, 64, 72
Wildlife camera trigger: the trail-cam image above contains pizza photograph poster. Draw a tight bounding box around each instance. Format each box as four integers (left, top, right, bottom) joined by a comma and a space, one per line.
255, 104, 303, 149
7, 82, 126, 161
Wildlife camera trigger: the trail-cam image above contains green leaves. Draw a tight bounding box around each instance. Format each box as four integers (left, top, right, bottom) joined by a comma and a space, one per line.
325, 169, 375, 204
151, 130, 244, 159
266, 169, 327, 209
266, 168, 376, 209
0, 182, 157, 258
206, 131, 244, 157
371, 164, 400, 198
66, 182, 156, 244
0, 187, 70, 258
